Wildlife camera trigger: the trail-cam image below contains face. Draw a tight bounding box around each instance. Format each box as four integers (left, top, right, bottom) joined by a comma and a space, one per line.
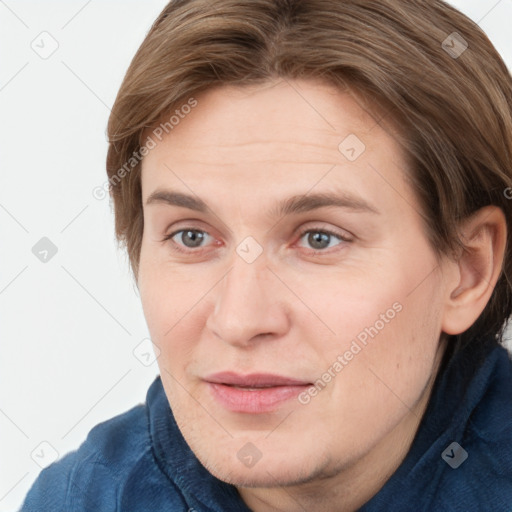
138, 79, 450, 488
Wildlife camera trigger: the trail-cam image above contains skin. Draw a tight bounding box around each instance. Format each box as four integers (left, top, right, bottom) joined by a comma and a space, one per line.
137, 79, 506, 511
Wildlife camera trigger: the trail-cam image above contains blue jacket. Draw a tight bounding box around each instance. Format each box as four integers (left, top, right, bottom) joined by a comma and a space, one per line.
21, 340, 512, 511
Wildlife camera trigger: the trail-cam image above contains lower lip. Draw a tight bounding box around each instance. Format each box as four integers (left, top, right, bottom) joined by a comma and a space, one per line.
208, 382, 309, 413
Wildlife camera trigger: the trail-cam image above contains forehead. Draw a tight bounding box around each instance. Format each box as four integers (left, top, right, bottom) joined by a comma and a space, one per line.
140, 79, 413, 212
145, 80, 388, 162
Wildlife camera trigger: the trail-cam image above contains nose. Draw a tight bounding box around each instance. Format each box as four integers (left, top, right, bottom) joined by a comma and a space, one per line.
206, 257, 290, 348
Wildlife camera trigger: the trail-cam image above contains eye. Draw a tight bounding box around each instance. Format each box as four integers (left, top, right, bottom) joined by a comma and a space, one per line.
167, 229, 212, 249
163, 226, 350, 254
297, 229, 349, 250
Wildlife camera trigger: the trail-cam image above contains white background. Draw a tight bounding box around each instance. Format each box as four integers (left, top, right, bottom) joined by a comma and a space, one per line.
1, 1, 511, 510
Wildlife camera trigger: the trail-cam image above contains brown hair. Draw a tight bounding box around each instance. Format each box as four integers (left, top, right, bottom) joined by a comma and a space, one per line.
106, 0, 512, 351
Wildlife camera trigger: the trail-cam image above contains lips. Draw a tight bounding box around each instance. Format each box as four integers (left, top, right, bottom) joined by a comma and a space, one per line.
204, 372, 312, 413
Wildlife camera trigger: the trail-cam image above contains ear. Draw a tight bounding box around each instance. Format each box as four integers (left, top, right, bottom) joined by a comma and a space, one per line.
442, 206, 507, 335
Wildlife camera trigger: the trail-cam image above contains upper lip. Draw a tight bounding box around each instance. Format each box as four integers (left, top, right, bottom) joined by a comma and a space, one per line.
204, 372, 311, 387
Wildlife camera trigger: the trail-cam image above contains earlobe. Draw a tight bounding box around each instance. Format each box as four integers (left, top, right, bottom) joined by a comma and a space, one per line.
442, 206, 507, 335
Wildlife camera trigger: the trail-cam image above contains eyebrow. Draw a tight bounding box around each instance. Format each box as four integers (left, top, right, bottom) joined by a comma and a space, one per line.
145, 189, 379, 216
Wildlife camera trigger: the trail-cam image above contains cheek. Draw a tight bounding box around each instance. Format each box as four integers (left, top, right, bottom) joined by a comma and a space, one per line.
140, 279, 203, 349
300, 255, 444, 416
138, 250, 219, 380
287, 265, 408, 361
340, 289, 442, 433
139, 240, 200, 331
138, 252, 188, 350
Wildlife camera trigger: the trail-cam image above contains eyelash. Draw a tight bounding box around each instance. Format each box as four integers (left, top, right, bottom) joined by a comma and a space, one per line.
161, 226, 352, 255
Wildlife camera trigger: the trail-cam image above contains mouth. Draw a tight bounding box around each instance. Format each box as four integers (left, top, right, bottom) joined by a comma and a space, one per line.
204, 372, 312, 413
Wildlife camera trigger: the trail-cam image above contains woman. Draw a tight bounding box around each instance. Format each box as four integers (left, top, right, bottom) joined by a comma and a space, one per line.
22, 0, 512, 510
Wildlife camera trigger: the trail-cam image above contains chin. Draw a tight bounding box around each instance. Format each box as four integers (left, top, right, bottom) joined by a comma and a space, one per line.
204, 457, 317, 488
192, 436, 330, 489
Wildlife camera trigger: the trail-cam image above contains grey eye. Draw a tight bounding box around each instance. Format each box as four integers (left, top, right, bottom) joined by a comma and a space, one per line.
299, 230, 343, 250
177, 230, 207, 248
307, 232, 332, 249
